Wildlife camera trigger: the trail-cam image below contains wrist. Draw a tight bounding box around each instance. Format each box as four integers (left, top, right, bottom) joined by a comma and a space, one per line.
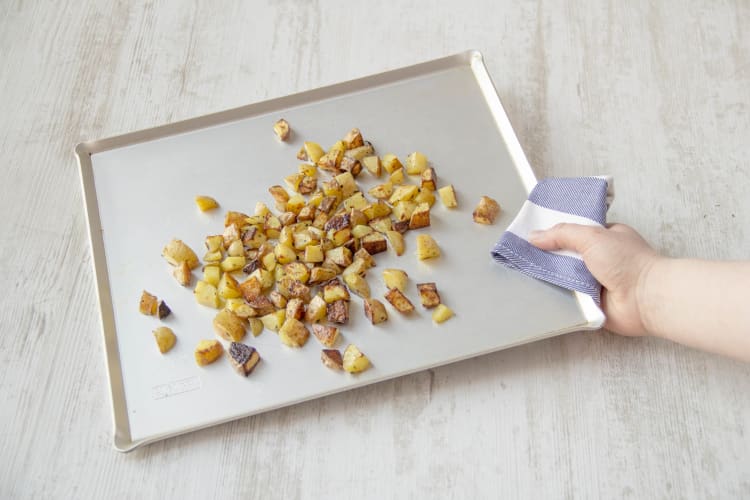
635, 254, 668, 337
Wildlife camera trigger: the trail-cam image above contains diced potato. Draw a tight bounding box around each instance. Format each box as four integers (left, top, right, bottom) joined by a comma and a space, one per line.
260, 309, 286, 332
309, 266, 337, 285
392, 201, 416, 222
194, 280, 220, 308
368, 216, 392, 233
389, 168, 405, 185
385, 230, 405, 256
203, 250, 222, 263
472, 196, 501, 224
213, 309, 246, 342
304, 244, 324, 263
382, 269, 408, 292
420, 167, 437, 191
321, 349, 344, 370
205, 235, 223, 252
268, 185, 290, 206
243, 227, 267, 249
261, 251, 277, 271
194, 339, 224, 366
274, 243, 297, 265
343, 192, 368, 211
297, 203, 316, 220
385, 288, 415, 314
255, 201, 271, 216
392, 220, 409, 234
349, 209, 368, 227
389, 185, 419, 205
364, 298, 388, 324
362, 155, 381, 177
237, 276, 261, 301
203, 265, 221, 286
248, 296, 276, 316
249, 268, 274, 290
224, 211, 249, 228
162, 239, 199, 269
324, 278, 351, 303
278, 212, 297, 228
414, 189, 436, 207
228, 342, 261, 376
328, 227, 352, 247
382, 154, 403, 174
227, 240, 244, 257
139, 290, 158, 315
221, 255, 246, 272
432, 304, 454, 323
278, 318, 310, 347
303, 141, 325, 163
334, 171, 357, 198
172, 260, 192, 286
343, 128, 364, 149
305, 294, 327, 323
325, 247, 352, 267
360, 232, 387, 255
284, 262, 310, 283
340, 157, 362, 177
405, 151, 428, 175
417, 282, 441, 309
343, 344, 371, 373
327, 299, 349, 324
218, 272, 242, 299
248, 318, 264, 336
318, 148, 343, 173
352, 225, 373, 239
285, 297, 306, 321
299, 163, 317, 177
269, 290, 288, 309
342, 258, 368, 278
344, 273, 370, 298
153, 326, 176, 354
225, 298, 258, 319
408, 202, 431, 230
287, 194, 306, 214
415, 234, 441, 260
344, 143, 375, 161
273, 118, 290, 141
156, 300, 171, 319
321, 181, 343, 203
195, 195, 219, 211
312, 324, 340, 347
368, 182, 393, 200
362, 201, 392, 221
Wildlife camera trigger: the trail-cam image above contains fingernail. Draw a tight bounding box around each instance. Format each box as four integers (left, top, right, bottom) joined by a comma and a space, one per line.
528, 230, 545, 241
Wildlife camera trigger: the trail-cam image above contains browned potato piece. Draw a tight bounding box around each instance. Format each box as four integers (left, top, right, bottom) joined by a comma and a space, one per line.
325, 246, 352, 267
416, 282, 441, 309
139, 291, 158, 315
194, 339, 223, 366
305, 294, 327, 323
472, 196, 501, 225
273, 118, 290, 141
269, 290, 288, 309
385, 288, 415, 314
340, 156, 362, 177
318, 149, 343, 173
278, 211, 297, 226
364, 298, 388, 324
172, 261, 192, 286
361, 232, 387, 255
392, 220, 409, 234
321, 349, 344, 370
309, 266, 337, 285
327, 299, 349, 324
213, 309, 246, 342
420, 167, 437, 191
157, 300, 171, 319
298, 176, 317, 195
162, 239, 200, 269
268, 185, 290, 206
238, 276, 262, 302
228, 342, 261, 376
408, 203, 431, 230
285, 297, 305, 321
225, 211, 250, 228
324, 278, 350, 303
312, 324, 340, 347
343, 128, 364, 149
247, 295, 276, 316
278, 318, 310, 347
354, 248, 376, 269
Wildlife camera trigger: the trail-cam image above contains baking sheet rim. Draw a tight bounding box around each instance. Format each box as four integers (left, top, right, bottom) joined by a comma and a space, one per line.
75, 50, 604, 452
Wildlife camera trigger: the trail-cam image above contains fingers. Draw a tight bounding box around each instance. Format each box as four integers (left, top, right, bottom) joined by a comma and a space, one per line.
528, 222, 605, 253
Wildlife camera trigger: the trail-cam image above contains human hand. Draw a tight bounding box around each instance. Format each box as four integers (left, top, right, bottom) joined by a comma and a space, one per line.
529, 223, 660, 336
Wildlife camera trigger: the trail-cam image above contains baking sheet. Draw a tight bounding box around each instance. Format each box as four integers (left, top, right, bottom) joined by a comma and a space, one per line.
76, 51, 604, 451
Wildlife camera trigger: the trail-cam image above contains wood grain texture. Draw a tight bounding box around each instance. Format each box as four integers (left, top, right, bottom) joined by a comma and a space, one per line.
0, 0, 748, 498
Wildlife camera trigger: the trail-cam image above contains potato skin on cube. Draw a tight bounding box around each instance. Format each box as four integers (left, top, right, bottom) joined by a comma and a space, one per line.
273, 118, 290, 141
278, 318, 310, 347
312, 324, 340, 347
416, 282, 441, 309
229, 342, 261, 376
321, 349, 344, 370
364, 298, 388, 324
384, 288, 415, 314
472, 196, 501, 225
327, 299, 349, 324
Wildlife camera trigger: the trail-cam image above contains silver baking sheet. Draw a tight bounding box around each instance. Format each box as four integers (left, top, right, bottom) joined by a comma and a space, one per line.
76, 51, 604, 451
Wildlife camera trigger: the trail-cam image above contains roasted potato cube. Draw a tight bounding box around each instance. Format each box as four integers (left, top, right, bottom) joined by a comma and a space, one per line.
248, 295, 276, 316
321, 349, 344, 370
389, 168, 405, 185
392, 201, 416, 222
309, 266, 337, 285
405, 151, 428, 175
288, 280, 312, 302
342, 192, 367, 211
415, 234, 441, 260
432, 304, 454, 323
285, 297, 305, 321
362, 201, 392, 220
153, 326, 176, 354
343, 273, 370, 298
349, 209, 368, 227
368, 216, 392, 233
305, 294, 327, 323
313, 212, 329, 229
389, 185, 419, 205
217, 272, 240, 299
318, 195, 338, 215
297, 203, 316, 220
172, 260, 192, 286
312, 324, 340, 347
472, 196, 501, 224
408, 202, 431, 230
360, 232, 387, 255
261, 252, 277, 271
324, 278, 351, 303
368, 182, 393, 200
298, 176, 317, 195
242, 227, 267, 249
224, 211, 249, 228
417, 282, 441, 309
269, 290, 288, 309
302, 141, 325, 163
156, 300, 171, 319
195, 195, 219, 211
362, 155, 381, 177
354, 248, 376, 269
299, 163, 317, 177
414, 188, 436, 207
273, 118, 290, 141
382, 269, 408, 292
385, 230, 405, 256
382, 154, 403, 174
162, 239, 199, 269
194, 339, 223, 366
342, 258, 369, 278
260, 309, 286, 332
278, 211, 297, 227
222, 224, 242, 248
279, 318, 310, 347
318, 148, 343, 173
229, 342, 261, 376
286, 194, 306, 214
237, 276, 261, 301
334, 171, 357, 198
342, 344, 371, 373
248, 318, 264, 336
304, 244, 324, 263
340, 156, 362, 177
203, 250, 222, 263
420, 167, 437, 191
364, 298, 388, 324
225, 298, 258, 319
325, 246, 352, 267
139, 290, 158, 315
213, 309, 246, 342
268, 185, 290, 206
385, 288, 415, 314
328, 227, 352, 247
249, 268, 274, 290
194, 280, 220, 308
284, 262, 310, 283
227, 239, 244, 257
221, 255, 246, 272
343, 128, 364, 149
202, 265, 221, 287
392, 220, 410, 234
274, 243, 297, 265
352, 224, 373, 239
205, 235, 223, 252
327, 299, 350, 324
325, 213, 350, 232
344, 143, 375, 161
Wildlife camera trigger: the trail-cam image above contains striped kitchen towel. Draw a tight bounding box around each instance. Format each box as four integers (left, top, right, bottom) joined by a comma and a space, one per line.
490, 177, 614, 303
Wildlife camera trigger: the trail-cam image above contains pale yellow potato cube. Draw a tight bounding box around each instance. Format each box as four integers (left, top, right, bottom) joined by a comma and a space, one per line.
432, 304, 454, 323
343, 344, 371, 373
416, 234, 441, 260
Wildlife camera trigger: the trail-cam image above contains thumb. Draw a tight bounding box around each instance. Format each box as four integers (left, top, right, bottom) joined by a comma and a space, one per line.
528, 223, 604, 254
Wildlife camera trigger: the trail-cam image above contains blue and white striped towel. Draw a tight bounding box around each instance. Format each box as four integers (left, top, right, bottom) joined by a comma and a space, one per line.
491, 177, 614, 304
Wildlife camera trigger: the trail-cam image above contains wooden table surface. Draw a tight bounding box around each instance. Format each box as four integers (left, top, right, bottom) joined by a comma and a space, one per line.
1, 1, 748, 498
